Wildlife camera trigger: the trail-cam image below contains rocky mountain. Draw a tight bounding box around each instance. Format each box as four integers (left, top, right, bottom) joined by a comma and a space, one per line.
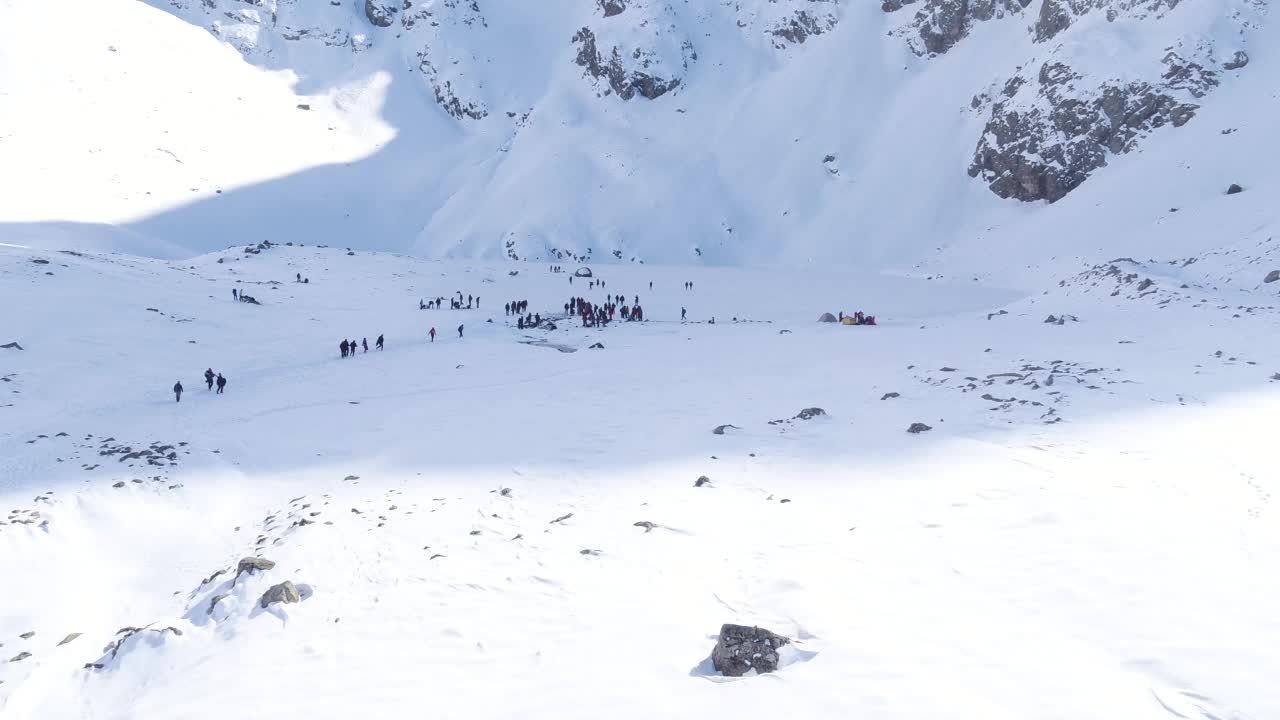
0, 0, 1271, 268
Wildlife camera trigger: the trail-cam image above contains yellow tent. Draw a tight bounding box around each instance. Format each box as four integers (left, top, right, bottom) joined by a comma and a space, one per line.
841, 316, 856, 325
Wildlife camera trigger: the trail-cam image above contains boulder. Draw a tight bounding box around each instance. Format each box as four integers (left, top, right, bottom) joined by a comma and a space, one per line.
1226, 183, 1244, 195
1223, 51, 1250, 70
712, 424, 741, 435
694, 475, 712, 487
881, 392, 900, 400
711, 624, 790, 677
907, 422, 933, 434
58, 633, 82, 646
260, 581, 301, 609
573, 267, 594, 278
0, 342, 22, 351
794, 407, 826, 420
236, 556, 276, 578
818, 313, 837, 323
1264, 270, 1279, 284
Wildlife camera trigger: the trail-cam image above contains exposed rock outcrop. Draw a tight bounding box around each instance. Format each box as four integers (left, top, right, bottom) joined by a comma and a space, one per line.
970, 51, 1216, 202
884, 0, 1032, 56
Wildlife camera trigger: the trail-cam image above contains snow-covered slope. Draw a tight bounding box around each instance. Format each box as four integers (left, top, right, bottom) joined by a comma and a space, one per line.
2, 243, 1279, 719
0, 0, 1272, 270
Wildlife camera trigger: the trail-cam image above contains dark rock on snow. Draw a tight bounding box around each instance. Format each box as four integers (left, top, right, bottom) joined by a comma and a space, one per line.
881, 392, 901, 400
236, 556, 276, 578
907, 422, 933, 434
259, 581, 301, 608
694, 475, 712, 487
1264, 270, 1280, 284
794, 407, 826, 420
712, 424, 741, 435
1226, 183, 1244, 195
711, 624, 790, 677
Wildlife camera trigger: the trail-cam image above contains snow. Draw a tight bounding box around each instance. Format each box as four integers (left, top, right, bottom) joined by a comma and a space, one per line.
2, 243, 1278, 719
2, 0, 1279, 716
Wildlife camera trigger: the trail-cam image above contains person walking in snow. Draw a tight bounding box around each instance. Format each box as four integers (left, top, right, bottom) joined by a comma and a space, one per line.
649, 281, 653, 290
505, 302, 511, 316
216, 374, 226, 394
205, 368, 215, 390
173, 381, 183, 403
457, 324, 464, 338
362, 338, 369, 354
376, 334, 384, 351
429, 327, 437, 343
681, 307, 687, 321
340, 339, 349, 358
350, 340, 358, 358
232, 288, 238, 301
296, 273, 301, 282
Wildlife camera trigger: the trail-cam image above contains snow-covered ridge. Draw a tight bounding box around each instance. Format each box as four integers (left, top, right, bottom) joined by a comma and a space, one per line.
0, 0, 1271, 264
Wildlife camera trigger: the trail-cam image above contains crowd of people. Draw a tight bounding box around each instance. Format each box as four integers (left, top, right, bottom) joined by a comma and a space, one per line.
420, 291, 479, 310
560, 294, 646, 328
340, 334, 385, 357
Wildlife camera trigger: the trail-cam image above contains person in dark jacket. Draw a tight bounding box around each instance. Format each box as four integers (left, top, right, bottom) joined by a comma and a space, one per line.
376, 334, 384, 351
429, 327, 436, 342
216, 374, 226, 394
340, 339, 349, 357
205, 368, 215, 390
362, 338, 369, 353
173, 381, 183, 402
457, 324, 464, 338
232, 288, 238, 301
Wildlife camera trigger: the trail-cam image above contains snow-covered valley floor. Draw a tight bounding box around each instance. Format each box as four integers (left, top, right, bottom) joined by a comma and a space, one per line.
1, 243, 1277, 719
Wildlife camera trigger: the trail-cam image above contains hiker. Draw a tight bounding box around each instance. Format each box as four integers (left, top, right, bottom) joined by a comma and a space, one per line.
517, 316, 524, 330
340, 339, 349, 358
457, 324, 464, 338
205, 368, 215, 390
362, 338, 369, 353
376, 334, 384, 351
649, 281, 653, 290
468, 294, 473, 307
216, 374, 226, 394
420, 299, 426, 310
173, 381, 183, 403
232, 288, 238, 301
429, 327, 436, 342
681, 307, 687, 321
350, 339, 358, 358
296, 273, 301, 282
505, 302, 511, 316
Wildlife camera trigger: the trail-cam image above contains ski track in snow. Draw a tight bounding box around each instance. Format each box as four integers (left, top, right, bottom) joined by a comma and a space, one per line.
0, 243, 1277, 719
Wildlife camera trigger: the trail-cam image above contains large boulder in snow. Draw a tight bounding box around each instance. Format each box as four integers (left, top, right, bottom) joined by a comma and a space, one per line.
236, 556, 275, 579
573, 267, 594, 278
711, 624, 790, 677
260, 581, 301, 608
1264, 270, 1280, 284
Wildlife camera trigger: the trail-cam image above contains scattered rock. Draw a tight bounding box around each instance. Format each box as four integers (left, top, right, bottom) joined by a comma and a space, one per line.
19, 631, 34, 640
9, 652, 31, 663
1223, 51, 1249, 70
907, 422, 933, 434
694, 475, 712, 488
1264, 270, 1279, 284
31, 258, 49, 265
112, 481, 125, 488
881, 392, 900, 400
1226, 183, 1244, 195
0, 342, 22, 351
794, 407, 826, 420
57, 633, 82, 647
711, 624, 790, 677
589, 342, 605, 349
633, 521, 657, 532
236, 556, 276, 579
550, 512, 574, 525
712, 424, 741, 435
296, 103, 311, 110
259, 581, 301, 609
343, 475, 360, 482
987, 309, 1009, 320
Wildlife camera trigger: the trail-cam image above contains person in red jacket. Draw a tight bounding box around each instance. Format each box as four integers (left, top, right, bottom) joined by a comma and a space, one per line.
429, 327, 437, 343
